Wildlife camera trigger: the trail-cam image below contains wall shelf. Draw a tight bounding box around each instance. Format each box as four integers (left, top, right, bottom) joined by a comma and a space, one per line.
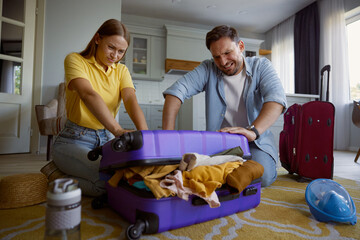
259, 49, 272, 55
165, 58, 201, 73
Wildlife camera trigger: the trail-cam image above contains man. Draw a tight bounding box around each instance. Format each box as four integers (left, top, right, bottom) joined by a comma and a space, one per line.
162, 25, 287, 187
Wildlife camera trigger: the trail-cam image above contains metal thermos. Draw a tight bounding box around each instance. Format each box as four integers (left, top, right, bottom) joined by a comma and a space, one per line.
44, 178, 81, 240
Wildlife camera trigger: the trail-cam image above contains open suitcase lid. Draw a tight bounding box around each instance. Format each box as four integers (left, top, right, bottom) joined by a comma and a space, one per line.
88, 130, 252, 171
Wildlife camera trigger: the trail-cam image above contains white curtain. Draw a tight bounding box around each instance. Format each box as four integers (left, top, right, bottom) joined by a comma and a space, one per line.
319, 0, 350, 150
271, 16, 295, 94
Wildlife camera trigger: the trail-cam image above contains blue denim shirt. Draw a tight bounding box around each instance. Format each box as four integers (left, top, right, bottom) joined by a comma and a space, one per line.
163, 56, 287, 161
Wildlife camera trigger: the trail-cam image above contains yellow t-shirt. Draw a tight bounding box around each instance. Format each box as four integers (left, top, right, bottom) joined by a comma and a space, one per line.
64, 52, 134, 130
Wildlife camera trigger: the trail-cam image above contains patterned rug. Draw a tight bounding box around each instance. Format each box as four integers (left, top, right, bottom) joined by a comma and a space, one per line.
1, 169, 359, 240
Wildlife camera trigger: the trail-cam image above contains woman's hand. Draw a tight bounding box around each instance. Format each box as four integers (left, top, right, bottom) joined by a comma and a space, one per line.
114, 128, 135, 137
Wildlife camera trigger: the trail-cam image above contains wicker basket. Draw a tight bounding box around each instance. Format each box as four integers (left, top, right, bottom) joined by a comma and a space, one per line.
0, 173, 48, 209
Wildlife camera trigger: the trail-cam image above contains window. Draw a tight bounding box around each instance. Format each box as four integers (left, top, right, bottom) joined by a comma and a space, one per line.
346, 12, 360, 100
0, 0, 24, 95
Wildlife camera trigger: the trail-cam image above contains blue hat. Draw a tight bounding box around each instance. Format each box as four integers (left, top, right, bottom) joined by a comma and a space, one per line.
305, 178, 357, 225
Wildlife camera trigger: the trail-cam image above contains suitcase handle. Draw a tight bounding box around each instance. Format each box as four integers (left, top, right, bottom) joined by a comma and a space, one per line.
191, 186, 258, 206
319, 65, 331, 101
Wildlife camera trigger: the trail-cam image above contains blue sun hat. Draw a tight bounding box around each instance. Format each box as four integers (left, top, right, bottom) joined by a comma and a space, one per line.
305, 178, 357, 225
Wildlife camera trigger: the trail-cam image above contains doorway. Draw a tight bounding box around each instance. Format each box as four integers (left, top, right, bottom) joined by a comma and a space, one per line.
0, 0, 36, 154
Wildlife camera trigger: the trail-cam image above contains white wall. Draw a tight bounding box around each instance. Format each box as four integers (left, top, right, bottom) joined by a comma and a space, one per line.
42, 0, 122, 105
38, 0, 121, 152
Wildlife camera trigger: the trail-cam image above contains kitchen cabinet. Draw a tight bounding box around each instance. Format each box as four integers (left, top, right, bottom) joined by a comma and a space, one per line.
122, 33, 165, 81
132, 36, 150, 77
178, 92, 206, 131
149, 36, 166, 80
117, 105, 142, 130
165, 24, 211, 62
165, 25, 264, 62
117, 104, 164, 130
148, 105, 163, 130
242, 38, 265, 57
125, 34, 150, 79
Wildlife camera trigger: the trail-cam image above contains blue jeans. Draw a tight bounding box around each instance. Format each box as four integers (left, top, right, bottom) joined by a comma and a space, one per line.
249, 142, 277, 187
52, 120, 114, 197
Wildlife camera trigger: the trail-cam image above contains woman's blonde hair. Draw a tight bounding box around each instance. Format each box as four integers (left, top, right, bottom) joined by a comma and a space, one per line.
80, 19, 130, 58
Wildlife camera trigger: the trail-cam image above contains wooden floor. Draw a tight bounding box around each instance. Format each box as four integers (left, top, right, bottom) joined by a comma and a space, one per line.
0, 150, 359, 181
0, 153, 49, 177
332, 150, 360, 181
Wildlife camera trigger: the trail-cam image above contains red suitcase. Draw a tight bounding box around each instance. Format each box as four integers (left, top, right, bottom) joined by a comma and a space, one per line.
279, 65, 335, 180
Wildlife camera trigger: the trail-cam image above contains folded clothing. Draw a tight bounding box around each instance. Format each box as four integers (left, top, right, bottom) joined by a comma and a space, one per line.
211, 146, 244, 157
182, 161, 242, 198
179, 153, 244, 171
108, 165, 179, 199
160, 170, 220, 208
226, 160, 264, 194
161, 161, 242, 208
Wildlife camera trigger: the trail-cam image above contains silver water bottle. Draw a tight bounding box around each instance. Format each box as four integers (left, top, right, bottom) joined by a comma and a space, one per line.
44, 178, 82, 240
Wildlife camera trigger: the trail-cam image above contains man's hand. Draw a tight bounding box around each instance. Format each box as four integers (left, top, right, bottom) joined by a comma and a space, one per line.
218, 127, 257, 142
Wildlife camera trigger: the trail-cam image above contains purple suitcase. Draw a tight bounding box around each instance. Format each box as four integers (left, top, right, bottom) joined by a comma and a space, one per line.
89, 130, 252, 171
88, 130, 260, 240
108, 179, 261, 239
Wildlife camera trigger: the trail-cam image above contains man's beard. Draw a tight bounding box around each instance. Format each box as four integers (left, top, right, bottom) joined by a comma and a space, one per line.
222, 62, 240, 76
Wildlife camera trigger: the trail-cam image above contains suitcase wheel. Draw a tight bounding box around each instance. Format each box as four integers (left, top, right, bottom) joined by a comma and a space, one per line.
126, 219, 147, 240
88, 146, 102, 161
91, 194, 107, 209
112, 131, 144, 152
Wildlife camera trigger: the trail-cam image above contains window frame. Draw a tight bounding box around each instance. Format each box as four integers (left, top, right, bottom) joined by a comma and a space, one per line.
345, 6, 360, 100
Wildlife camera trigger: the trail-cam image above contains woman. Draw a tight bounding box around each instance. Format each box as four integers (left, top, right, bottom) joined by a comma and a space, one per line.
52, 19, 148, 196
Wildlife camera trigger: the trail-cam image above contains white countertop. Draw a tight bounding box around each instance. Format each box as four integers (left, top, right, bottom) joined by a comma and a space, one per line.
138, 100, 164, 105
286, 93, 319, 98
139, 93, 320, 105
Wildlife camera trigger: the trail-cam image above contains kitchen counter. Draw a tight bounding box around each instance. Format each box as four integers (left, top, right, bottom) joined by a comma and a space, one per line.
286, 93, 319, 98
138, 100, 164, 105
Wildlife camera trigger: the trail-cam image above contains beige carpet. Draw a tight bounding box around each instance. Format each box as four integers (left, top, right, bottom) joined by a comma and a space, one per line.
1, 169, 359, 240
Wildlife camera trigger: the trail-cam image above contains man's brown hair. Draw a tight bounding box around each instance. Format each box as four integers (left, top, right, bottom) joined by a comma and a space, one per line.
205, 25, 240, 50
